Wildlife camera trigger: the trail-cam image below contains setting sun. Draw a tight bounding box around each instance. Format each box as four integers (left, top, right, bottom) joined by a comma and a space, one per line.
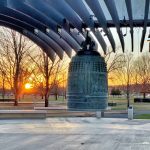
25, 83, 32, 89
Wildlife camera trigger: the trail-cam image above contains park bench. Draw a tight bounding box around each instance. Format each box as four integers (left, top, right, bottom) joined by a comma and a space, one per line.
0, 99, 15, 102
108, 102, 117, 106
0, 110, 46, 119
134, 98, 150, 103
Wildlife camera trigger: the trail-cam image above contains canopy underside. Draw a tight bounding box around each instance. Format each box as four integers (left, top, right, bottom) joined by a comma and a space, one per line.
0, 0, 150, 60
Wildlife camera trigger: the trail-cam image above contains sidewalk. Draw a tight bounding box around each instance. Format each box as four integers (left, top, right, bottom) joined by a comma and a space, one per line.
0, 118, 150, 150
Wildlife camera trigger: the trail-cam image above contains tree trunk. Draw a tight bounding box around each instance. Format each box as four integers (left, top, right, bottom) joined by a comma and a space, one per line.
14, 63, 20, 106
143, 93, 146, 99
55, 93, 58, 101
63, 89, 66, 101
45, 82, 49, 107
14, 85, 19, 106
65, 90, 66, 100
44, 55, 49, 107
127, 80, 130, 108
126, 64, 130, 108
45, 95, 49, 107
41, 94, 44, 99
14, 98, 18, 106
2, 79, 5, 101
127, 91, 130, 108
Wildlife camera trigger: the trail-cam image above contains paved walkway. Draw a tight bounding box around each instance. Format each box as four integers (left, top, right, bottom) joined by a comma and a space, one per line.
0, 118, 150, 150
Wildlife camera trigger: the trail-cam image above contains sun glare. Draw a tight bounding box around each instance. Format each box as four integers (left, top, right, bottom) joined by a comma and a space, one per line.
25, 83, 32, 89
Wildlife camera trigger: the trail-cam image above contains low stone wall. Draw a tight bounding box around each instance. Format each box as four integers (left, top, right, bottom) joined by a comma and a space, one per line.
134, 98, 150, 103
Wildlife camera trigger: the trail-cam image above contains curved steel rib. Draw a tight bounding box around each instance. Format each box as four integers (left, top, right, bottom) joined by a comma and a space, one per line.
65, 0, 107, 54
104, 0, 125, 52
0, 12, 62, 59
0, 20, 56, 61
140, 0, 150, 52
85, 0, 116, 52
125, 0, 134, 52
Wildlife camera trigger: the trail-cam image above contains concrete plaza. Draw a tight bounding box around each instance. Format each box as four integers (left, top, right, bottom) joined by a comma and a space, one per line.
0, 118, 150, 150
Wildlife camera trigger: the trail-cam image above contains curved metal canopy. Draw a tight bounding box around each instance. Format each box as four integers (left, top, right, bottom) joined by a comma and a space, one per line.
0, 0, 149, 60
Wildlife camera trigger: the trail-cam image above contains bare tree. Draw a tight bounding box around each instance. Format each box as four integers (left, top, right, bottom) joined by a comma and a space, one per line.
106, 49, 134, 108
123, 53, 134, 107
105, 47, 126, 85
105, 50, 125, 73
28, 49, 68, 107
134, 53, 150, 98
0, 64, 6, 100
0, 27, 35, 105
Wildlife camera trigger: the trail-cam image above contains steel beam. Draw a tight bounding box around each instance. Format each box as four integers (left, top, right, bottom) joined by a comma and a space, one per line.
47, 0, 83, 32
46, 0, 85, 44
125, 0, 134, 52
0, 20, 56, 61
8, 0, 81, 53
104, 0, 125, 52
65, 0, 107, 54
0, 13, 63, 59
27, 0, 83, 48
85, 0, 116, 52
140, 0, 150, 52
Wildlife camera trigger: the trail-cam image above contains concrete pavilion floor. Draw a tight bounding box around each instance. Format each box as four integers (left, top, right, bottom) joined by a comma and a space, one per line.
0, 118, 150, 150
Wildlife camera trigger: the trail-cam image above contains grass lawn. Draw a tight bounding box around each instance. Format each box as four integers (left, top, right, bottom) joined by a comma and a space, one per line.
0, 95, 150, 112
19, 95, 66, 102
134, 114, 150, 119
109, 96, 150, 111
